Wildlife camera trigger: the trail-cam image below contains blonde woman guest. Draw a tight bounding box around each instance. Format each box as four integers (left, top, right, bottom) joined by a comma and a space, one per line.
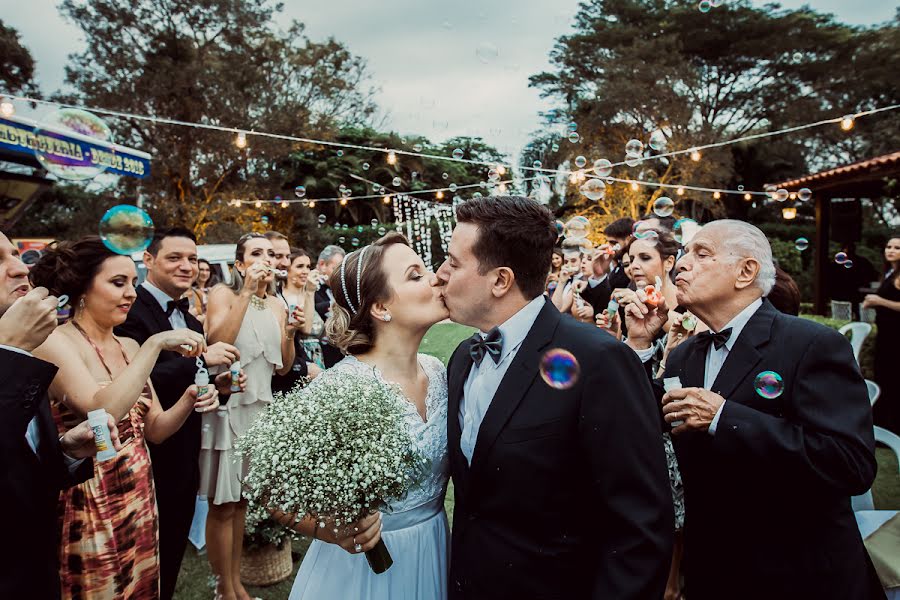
282, 247, 325, 368
202, 233, 300, 600
188, 258, 214, 324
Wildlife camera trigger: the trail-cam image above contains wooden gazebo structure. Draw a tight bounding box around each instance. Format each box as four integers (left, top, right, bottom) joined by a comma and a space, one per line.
771, 151, 900, 314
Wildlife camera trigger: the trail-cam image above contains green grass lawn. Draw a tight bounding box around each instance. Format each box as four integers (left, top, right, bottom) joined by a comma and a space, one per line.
173, 321, 900, 598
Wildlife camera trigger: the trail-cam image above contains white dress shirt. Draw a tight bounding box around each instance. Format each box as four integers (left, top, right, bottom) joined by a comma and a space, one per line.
705, 298, 763, 434
0, 344, 84, 468
459, 296, 545, 465
142, 280, 187, 330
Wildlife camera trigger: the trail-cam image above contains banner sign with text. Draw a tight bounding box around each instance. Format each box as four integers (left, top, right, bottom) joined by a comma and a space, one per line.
0, 115, 151, 179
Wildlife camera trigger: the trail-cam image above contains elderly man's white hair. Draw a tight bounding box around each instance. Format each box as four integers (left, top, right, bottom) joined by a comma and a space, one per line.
700, 220, 776, 296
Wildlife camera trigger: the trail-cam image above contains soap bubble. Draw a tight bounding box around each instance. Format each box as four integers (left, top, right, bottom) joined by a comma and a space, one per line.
834, 252, 848, 264
574, 155, 587, 168
361, 162, 370, 171
449, 183, 458, 192
413, 143, 424, 152
593, 158, 613, 177
624, 154, 642, 167
442, 172, 449, 180
539, 349, 580, 390
794, 237, 809, 251
844, 259, 854, 269
625, 139, 644, 156
452, 148, 464, 160
737, 185, 745, 191
551, 143, 560, 152
564, 216, 591, 240
568, 132, 580, 144
532, 160, 543, 169
392, 177, 402, 187
370, 219, 378, 227
377, 227, 387, 236
351, 238, 360, 247
653, 196, 675, 217
698, 0, 712, 13
580, 178, 606, 201
99, 205, 154, 255
336, 150, 344, 157
317, 214, 326, 224
648, 130, 667, 151
775, 188, 789, 202
673, 218, 698, 245
34, 108, 114, 181
294, 185, 306, 198
754, 371, 784, 399
555, 220, 565, 238
475, 42, 499, 64
798, 188, 812, 202
567, 121, 578, 133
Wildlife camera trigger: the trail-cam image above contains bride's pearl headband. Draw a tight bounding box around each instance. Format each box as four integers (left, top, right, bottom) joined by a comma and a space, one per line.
339, 245, 370, 316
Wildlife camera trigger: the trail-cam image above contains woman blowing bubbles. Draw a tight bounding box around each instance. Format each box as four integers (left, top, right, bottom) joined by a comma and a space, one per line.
201, 232, 301, 600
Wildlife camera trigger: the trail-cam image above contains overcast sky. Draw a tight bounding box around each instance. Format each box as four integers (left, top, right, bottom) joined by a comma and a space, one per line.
1, 0, 896, 157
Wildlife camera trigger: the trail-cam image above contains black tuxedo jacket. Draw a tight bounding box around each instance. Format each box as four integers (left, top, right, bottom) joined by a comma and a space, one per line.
114, 285, 205, 498
314, 283, 343, 368
664, 300, 884, 600
608, 264, 631, 291
0, 349, 93, 600
447, 299, 673, 600
579, 276, 612, 318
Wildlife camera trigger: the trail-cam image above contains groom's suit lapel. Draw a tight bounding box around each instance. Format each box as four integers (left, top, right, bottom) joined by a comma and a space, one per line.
469, 299, 560, 477
448, 340, 474, 495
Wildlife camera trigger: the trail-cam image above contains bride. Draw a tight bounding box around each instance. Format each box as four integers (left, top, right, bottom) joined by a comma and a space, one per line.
281, 232, 451, 600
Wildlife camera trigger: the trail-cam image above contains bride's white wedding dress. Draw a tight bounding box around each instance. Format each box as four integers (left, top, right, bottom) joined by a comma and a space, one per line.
288, 353, 450, 600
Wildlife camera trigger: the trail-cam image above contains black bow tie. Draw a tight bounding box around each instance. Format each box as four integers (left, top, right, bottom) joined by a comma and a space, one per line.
695, 328, 733, 351
469, 327, 504, 367
165, 298, 190, 316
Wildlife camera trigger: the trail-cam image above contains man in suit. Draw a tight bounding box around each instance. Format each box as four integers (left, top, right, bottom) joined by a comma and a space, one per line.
435, 196, 674, 600
0, 232, 120, 599
115, 227, 238, 600
602, 217, 634, 291
265, 230, 321, 390
627, 219, 883, 600
313, 244, 346, 368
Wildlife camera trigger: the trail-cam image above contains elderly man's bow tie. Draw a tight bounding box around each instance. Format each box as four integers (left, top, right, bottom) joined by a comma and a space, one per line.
469, 327, 504, 367
695, 328, 733, 351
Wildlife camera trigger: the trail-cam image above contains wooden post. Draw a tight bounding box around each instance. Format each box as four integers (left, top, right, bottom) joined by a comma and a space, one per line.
813, 194, 830, 315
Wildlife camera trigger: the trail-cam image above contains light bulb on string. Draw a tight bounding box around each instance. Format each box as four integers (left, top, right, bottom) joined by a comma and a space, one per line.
254, 200, 261, 208
339, 198, 348, 206
630, 182, 639, 191
308, 201, 315, 208
496, 165, 506, 176
840, 115, 855, 131
436, 191, 444, 199
386, 150, 398, 165
713, 191, 721, 199
677, 187, 685, 196
235, 132, 248, 149
690, 149, 702, 162
0, 97, 14, 117
568, 173, 578, 184
789, 192, 797, 200
382, 195, 391, 204
281, 201, 289, 208
744, 193, 752, 200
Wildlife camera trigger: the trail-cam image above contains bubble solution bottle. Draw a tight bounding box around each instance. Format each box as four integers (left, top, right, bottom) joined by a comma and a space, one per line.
87, 409, 118, 462
195, 368, 209, 412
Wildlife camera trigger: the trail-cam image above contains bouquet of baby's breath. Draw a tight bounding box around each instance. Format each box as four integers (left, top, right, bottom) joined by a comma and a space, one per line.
236, 371, 427, 574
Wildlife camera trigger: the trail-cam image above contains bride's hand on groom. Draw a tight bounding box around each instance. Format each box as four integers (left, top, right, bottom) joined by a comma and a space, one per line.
323, 512, 383, 555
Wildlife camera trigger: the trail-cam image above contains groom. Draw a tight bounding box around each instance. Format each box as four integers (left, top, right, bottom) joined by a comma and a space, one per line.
436, 196, 674, 599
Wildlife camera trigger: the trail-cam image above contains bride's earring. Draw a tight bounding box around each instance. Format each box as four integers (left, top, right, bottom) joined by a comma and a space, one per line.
382, 314, 391, 322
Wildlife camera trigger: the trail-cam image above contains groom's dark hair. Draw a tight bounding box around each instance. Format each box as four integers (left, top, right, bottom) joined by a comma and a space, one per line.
455, 196, 557, 299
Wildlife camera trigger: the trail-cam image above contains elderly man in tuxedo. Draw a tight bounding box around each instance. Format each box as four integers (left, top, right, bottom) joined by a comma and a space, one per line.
627, 220, 883, 600
0, 232, 120, 599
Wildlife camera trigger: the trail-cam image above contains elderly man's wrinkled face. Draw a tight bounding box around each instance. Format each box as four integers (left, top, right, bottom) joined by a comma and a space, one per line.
674, 227, 743, 310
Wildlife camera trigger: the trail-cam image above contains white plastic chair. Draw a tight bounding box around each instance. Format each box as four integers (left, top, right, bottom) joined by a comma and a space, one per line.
867, 380, 881, 406
852, 426, 900, 511
839, 322, 872, 365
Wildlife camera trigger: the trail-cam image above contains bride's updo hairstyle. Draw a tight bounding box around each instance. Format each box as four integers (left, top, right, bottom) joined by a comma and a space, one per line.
326, 231, 410, 355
